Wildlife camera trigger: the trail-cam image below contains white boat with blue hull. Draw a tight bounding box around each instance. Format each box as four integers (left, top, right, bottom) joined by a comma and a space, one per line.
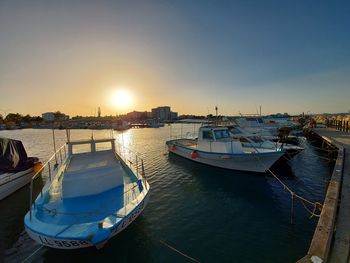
24, 138, 150, 249
166, 126, 284, 173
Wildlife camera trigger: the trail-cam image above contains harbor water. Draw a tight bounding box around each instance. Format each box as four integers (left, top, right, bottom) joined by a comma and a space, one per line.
0, 125, 333, 262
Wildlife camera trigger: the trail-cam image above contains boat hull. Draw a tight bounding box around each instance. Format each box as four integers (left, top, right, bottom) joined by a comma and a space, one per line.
0, 168, 33, 200
167, 141, 283, 173
25, 187, 150, 249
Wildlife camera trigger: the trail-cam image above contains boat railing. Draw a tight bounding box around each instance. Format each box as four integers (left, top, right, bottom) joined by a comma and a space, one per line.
115, 142, 148, 191
29, 144, 68, 219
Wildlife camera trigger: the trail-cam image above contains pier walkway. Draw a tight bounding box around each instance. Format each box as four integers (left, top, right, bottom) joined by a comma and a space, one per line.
298, 127, 350, 263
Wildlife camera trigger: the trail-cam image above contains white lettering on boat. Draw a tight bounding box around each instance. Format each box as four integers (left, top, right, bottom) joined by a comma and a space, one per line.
30, 231, 91, 249
112, 199, 145, 235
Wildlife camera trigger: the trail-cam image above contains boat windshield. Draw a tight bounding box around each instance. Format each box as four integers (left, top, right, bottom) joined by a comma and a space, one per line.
214, 129, 230, 140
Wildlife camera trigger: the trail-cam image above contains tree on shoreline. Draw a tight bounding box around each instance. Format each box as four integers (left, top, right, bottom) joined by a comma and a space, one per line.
3, 113, 43, 124
5, 113, 23, 124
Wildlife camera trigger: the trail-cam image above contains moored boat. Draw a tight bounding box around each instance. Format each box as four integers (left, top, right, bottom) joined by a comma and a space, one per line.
112, 120, 130, 131
228, 126, 304, 159
0, 137, 40, 200
24, 138, 150, 249
166, 126, 284, 173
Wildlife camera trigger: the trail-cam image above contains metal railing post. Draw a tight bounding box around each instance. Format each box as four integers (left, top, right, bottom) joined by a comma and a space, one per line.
48, 161, 52, 182
136, 155, 139, 177
29, 179, 33, 220
59, 148, 63, 163
141, 159, 147, 190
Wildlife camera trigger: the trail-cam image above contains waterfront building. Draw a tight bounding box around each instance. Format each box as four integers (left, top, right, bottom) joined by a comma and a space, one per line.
126, 111, 149, 121
42, 112, 55, 121
151, 106, 178, 121
170, 111, 178, 120
42, 112, 69, 121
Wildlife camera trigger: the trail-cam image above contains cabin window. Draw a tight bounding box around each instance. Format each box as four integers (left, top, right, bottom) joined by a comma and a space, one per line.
72, 144, 91, 154
214, 130, 230, 139
229, 128, 242, 135
96, 142, 112, 151
202, 131, 213, 140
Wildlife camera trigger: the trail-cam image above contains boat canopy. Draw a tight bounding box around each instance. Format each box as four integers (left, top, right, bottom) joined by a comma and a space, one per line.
0, 137, 35, 172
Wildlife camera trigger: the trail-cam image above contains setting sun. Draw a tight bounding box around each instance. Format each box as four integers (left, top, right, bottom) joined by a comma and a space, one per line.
110, 89, 133, 110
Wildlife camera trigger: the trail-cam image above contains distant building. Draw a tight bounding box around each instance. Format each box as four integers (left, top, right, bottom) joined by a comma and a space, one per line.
170, 111, 178, 120
42, 112, 69, 121
42, 112, 55, 121
126, 111, 149, 121
151, 106, 178, 121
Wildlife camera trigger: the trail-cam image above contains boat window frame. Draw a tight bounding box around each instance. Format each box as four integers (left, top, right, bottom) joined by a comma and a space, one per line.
213, 129, 230, 140
202, 130, 214, 140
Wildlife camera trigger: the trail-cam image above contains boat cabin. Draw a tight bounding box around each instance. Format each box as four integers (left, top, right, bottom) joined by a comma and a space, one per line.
197, 127, 243, 153
64, 138, 122, 199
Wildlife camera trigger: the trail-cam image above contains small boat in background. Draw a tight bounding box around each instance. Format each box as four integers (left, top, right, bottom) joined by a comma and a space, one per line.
24, 138, 150, 249
0, 138, 40, 200
166, 126, 284, 173
112, 120, 130, 131
228, 126, 304, 159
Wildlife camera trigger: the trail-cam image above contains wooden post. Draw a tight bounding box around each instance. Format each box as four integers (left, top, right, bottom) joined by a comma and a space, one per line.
346, 121, 349, 133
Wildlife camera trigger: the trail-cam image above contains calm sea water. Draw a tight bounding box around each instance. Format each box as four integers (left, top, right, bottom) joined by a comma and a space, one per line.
0, 125, 333, 263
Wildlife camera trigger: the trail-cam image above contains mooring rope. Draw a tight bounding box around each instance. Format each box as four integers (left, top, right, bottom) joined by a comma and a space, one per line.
21, 245, 44, 263
159, 239, 201, 262
248, 142, 322, 220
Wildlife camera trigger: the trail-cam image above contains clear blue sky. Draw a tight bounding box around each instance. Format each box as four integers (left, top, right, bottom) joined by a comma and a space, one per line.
0, 0, 349, 116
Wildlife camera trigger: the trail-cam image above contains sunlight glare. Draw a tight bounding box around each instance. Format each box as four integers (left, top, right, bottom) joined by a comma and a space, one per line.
111, 89, 133, 110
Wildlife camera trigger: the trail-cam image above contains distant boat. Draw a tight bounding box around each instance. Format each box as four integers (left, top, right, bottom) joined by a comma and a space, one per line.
112, 120, 130, 131
145, 119, 164, 128
0, 138, 40, 200
166, 126, 284, 173
228, 126, 304, 159
24, 138, 150, 249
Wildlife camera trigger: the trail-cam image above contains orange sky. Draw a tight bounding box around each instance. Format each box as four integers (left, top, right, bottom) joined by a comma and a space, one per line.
1, 1, 350, 117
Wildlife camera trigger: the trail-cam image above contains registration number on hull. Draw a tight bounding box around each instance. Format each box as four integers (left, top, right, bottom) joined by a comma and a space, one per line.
26, 228, 92, 249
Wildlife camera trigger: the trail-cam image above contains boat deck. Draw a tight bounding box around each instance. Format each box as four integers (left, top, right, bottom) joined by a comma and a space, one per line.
36, 150, 140, 226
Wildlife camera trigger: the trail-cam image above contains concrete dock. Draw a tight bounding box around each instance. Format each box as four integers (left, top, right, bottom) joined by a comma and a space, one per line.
298, 128, 350, 263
